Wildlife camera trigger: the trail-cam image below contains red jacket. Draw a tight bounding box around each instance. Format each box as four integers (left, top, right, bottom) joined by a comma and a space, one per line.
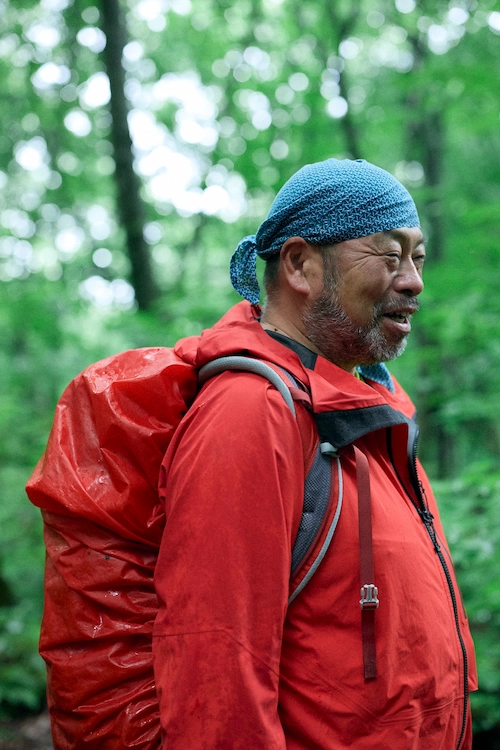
26, 301, 477, 749
153, 302, 477, 749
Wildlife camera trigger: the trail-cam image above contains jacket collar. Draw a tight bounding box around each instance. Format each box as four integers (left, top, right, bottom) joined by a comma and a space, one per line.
175, 302, 417, 443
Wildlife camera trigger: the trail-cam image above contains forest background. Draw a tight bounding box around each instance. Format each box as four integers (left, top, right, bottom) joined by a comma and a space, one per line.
1, 0, 500, 743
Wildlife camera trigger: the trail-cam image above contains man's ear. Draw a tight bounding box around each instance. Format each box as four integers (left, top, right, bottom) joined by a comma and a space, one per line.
280, 236, 323, 297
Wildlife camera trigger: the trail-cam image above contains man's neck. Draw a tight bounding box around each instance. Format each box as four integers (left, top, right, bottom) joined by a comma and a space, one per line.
260, 311, 319, 354
260, 314, 357, 374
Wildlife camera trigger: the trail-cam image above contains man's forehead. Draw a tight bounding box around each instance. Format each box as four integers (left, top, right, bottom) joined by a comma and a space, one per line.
380, 227, 425, 245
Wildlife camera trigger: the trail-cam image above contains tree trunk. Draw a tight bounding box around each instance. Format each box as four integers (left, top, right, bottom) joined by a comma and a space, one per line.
404, 39, 450, 476
326, 2, 362, 159
405, 35, 445, 263
98, 0, 158, 310
305, 1, 362, 158
406, 106, 449, 475
422, 110, 445, 263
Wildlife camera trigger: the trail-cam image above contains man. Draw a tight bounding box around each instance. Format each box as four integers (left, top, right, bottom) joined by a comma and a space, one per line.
152, 159, 477, 748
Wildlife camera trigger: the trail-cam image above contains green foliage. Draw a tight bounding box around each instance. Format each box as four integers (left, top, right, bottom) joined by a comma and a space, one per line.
0, 0, 499, 732
436, 465, 500, 731
0, 468, 46, 718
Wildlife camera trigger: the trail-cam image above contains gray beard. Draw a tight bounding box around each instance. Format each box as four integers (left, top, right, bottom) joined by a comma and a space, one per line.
302, 259, 416, 368
303, 292, 409, 368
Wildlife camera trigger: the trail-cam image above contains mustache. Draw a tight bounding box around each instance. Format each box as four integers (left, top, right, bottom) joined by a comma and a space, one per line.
376, 297, 420, 316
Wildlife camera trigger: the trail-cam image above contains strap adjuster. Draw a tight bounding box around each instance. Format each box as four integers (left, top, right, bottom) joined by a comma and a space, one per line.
360, 583, 379, 610
320, 441, 338, 456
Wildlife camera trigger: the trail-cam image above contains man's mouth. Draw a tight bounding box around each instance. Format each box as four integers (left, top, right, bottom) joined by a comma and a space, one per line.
384, 311, 412, 323
378, 308, 418, 337
380, 298, 419, 321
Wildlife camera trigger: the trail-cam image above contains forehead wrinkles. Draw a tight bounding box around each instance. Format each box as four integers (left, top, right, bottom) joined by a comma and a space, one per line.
382, 227, 425, 248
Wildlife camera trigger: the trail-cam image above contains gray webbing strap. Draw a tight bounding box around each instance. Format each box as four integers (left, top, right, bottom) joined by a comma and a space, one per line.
198, 356, 296, 417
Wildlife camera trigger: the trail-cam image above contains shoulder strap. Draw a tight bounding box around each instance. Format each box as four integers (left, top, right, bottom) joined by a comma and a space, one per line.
198, 355, 340, 599
198, 355, 297, 415
199, 356, 377, 680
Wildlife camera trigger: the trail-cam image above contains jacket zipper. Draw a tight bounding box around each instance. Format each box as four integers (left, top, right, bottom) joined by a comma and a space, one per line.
406, 424, 469, 750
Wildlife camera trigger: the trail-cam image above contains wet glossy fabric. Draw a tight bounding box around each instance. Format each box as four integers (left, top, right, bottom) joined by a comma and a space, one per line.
27, 348, 198, 749
26, 302, 477, 749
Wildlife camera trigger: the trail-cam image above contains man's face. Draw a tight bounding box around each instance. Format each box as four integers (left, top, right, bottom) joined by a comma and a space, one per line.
302, 227, 425, 371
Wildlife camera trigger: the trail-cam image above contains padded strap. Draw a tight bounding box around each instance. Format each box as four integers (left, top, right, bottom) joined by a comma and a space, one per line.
289, 454, 342, 604
291, 444, 332, 576
199, 355, 340, 605
198, 356, 296, 416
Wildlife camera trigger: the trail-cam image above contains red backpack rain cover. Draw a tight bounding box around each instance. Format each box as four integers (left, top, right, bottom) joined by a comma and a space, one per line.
26, 346, 198, 749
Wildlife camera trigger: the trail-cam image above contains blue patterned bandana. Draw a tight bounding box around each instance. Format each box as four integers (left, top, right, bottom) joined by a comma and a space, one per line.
230, 158, 420, 304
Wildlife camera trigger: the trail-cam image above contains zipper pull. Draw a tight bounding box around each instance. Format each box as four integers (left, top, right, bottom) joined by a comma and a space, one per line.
417, 508, 441, 551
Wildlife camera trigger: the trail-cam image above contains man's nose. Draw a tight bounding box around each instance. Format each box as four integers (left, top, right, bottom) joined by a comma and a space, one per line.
393, 258, 424, 297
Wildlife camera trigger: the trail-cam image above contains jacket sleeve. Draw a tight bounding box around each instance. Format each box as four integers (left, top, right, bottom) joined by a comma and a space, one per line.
152, 370, 306, 749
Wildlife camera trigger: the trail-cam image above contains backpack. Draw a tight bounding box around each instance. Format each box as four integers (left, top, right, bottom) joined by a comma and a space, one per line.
26, 347, 340, 749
